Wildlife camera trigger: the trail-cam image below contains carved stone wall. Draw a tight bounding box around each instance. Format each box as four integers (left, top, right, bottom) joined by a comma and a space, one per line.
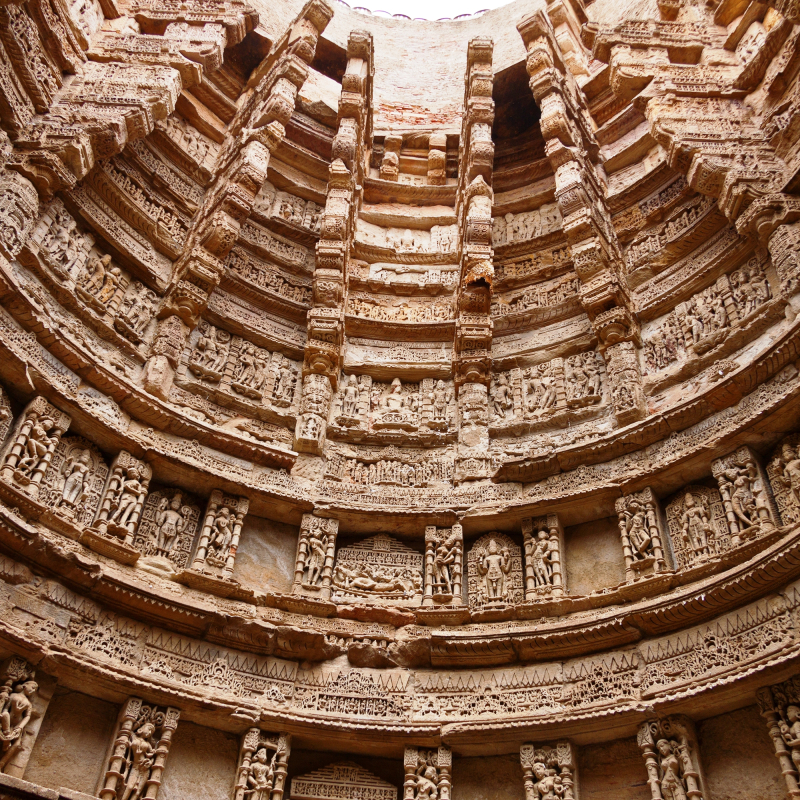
0, 0, 799, 793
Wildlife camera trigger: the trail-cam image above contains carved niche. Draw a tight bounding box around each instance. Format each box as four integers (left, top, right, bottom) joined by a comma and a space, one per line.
615, 487, 670, 581
114, 281, 159, 344
187, 490, 250, 580
636, 717, 706, 800
757, 675, 800, 799
0, 171, 39, 261
234, 729, 291, 800
292, 515, 339, 601
665, 486, 729, 570
37, 199, 93, 281
767, 433, 800, 525
290, 762, 397, 800
0, 396, 71, 498
294, 374, 332, 456
132, 487, 202, 574
0, 657, 42, 776
324, 446, 453, 489
711, 446, 779, 542
490, 351, 606, 432
84, 451, 153, 564
423, 525, 464, 607
40, 435, 108, 527
522, 515, 565, 599
331, 534, 424, 607
0, 385, 12, 445
331, 374, 456, 437
520, 742, 577, 800
403, 746, 451, 800
98, 698, 180, 800
467, 532, 524, 610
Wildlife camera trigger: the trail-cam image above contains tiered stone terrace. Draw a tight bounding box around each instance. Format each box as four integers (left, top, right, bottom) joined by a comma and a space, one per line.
0, 0, 799, 797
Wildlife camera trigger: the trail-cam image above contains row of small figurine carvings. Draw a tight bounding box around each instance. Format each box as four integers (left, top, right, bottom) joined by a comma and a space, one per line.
3, 653, 800, 800
0, 394, 250, 592
1, 387, 799, 612
294, 439, 800, 613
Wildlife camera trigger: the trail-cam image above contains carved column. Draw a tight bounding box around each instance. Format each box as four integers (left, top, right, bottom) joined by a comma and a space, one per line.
615, 486, 669, 581
294, 30, 373, 456
0, 656, 54, 777
0, 170, 39, 262
423, 524, 464, 607
98, 697, 180, 800
518, 12, 645, 428
234, 728, 291, 800
637, 716, 706, 800
403, 746, 451, 800
522, 514, 565, 599
757, 680, 800, 800
291, 514, 339, 601
454, 37, 495, 484
0, 396, 70, 498
141, 1, 334, 400
711, 445, 779, 544
186, 490, 250, 579
520, 742, 577, 800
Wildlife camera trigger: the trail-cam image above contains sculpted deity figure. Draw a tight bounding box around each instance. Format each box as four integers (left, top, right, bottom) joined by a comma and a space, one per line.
244, 747, 276, 800
779, 705, 800, 774
119, 721, 157, 800
384, 378, 404, 412
680, 494, 713, 557
190, 325, 229, 380
59, 449, 91, 511
479, 539, 511, 601
117, 284, 157, 339
304, 531, 329, 586
433, 532, 458, 595
492, 374, 514, 419
80, 254, 115, 298
18, 417, 57, 478
622, 499, 652, 561
531, 761, 565, 800
655, 740, 691, 800
342, 374, 359, 417
108, 467, 146, 530
528, 531, 555, 588
413, 753, 440, 800
778, 443, 800, 510
432, 380, 451, 421
155, 494, 187, 557
722, 465, 759, 529
205, 507, 233, 564
273, 358, 295, 404
0, 677, 38, 772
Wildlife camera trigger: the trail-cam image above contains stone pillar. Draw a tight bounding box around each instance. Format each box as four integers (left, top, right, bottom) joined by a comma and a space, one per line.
637, 716, 706, 800
615, 486, 669, 581
518, 13, 645, 429
0, 656, 54, 778
403, 746, 451, 800
294, 31, 373, 457
454, 38, 495, 484
522, 514, 565, 598
291, 514, 339, 600
0, 396, 71, 498
99, 698, 180, 800
234, 729, 291, 800
711, 445, 779, 543
757, 683, 800, 800
423, 524, 464, 606
520, 742, 577, 800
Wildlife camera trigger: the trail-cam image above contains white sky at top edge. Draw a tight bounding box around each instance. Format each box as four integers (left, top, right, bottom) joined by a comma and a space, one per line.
335, 0, 512, 21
